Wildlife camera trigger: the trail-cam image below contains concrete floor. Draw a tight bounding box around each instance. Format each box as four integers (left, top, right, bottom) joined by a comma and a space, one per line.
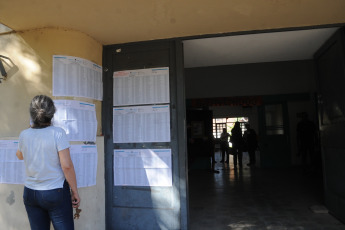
188, 152, 345, 230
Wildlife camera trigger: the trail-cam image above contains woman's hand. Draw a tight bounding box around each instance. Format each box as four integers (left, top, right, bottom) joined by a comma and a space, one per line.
59, 148, 80, 209
16, 150, 24, 160
71, 190, 81, 208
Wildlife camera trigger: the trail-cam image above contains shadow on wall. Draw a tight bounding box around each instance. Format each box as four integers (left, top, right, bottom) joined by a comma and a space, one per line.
0, 33, 51, 137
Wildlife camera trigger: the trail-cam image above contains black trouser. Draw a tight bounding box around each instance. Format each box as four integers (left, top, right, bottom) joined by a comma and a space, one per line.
300, 143, 315, 171
232, 144, 242, 166
248, 148, 256, 164
220, 142, 229, 162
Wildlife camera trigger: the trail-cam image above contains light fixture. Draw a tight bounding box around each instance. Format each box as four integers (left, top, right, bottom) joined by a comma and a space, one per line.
0, 55, 18, 83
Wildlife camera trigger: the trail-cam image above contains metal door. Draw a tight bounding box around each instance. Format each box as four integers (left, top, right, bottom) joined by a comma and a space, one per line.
314, 27, 345, 223
258, 102, 291, 168
102, 40, 188, 229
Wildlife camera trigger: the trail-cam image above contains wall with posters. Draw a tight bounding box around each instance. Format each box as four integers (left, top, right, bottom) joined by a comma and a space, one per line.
0, 28, 105, 230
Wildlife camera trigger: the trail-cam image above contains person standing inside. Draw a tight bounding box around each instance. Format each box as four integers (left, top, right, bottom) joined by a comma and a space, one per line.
297, 112, 318, 173
231, 122, 244, 168
16, 95, 80, 230
220, 128, 230, 163
243, 123, 258, 166
209, 134, 217, 164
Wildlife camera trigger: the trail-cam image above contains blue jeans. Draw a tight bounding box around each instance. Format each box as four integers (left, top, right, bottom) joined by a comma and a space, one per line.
23, 180, 74, 230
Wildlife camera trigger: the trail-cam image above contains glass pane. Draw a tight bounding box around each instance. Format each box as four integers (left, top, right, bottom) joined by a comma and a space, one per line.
213, 117, 250, 137
216, 123, 226, 138
265, 104, 284, 135
238, 117, 249, 123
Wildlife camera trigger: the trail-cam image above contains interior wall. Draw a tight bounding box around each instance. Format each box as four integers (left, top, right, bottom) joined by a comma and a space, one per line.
185, 60, 315, 99
0, 28, 105, 230
185, 60, 317, 166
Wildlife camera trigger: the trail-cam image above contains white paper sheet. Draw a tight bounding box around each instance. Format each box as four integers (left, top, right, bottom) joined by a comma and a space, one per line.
70, 145, 97, 188
0, 140, 25, 184
113, 105, 170, 143
53, 100, 97, 142
0, 141, 97, 187
114, 149, 172, 187
53, 55, 103, 101
113, 67, 169, 106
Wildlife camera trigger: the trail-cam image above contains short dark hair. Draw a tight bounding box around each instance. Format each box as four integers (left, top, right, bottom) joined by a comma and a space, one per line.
30, 95, 56, 128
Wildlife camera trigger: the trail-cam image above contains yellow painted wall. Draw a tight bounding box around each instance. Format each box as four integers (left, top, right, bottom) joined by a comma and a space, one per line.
104, 0, 345, 44
1, 0, 345, 44
0, 28, 105, 230
0, 28, 102, 137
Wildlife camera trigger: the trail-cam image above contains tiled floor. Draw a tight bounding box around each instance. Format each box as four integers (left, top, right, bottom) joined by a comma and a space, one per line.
188, 152, 345, 230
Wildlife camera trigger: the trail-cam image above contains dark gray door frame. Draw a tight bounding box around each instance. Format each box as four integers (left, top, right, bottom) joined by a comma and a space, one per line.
102, 39, 188, 229
314, 27, 345, 223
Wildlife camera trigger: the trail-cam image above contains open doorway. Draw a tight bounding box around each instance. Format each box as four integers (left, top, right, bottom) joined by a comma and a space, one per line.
184, 27, 340, 229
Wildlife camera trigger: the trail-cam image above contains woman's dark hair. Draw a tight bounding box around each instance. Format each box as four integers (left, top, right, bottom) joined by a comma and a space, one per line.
30, 95, 56, 128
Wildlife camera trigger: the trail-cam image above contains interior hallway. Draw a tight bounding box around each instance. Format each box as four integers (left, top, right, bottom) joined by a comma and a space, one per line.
189, 151, 345, 230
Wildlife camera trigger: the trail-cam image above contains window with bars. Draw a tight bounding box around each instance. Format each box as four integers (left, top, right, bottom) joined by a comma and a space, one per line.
212, 117, 248, 138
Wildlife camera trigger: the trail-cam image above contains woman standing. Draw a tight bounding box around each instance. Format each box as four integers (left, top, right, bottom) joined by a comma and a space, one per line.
16, 95, 80, 230
231, 122, 244, 168
220, 128, 230, 163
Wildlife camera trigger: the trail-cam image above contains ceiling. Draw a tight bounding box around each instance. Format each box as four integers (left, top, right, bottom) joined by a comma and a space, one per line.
0, 1, 341, 68
183, 27, 339, 68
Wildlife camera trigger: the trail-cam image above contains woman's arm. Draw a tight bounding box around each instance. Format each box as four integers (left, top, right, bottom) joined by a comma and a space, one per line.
16, 150, 24, 160
58, 148, 81, 208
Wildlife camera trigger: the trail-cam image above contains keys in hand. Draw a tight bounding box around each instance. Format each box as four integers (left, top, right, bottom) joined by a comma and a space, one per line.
74, 207, 82, 219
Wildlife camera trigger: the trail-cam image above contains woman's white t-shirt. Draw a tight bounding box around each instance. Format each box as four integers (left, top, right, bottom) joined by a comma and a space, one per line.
18, 126, 70, 190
